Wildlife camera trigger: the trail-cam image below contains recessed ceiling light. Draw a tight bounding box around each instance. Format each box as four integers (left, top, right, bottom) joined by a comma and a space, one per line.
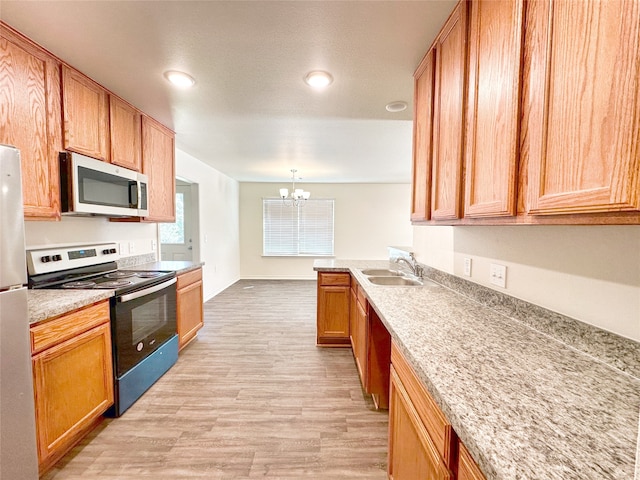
163, 70, 196, 88
385, 101, 408, 112
304, 71, 333, 89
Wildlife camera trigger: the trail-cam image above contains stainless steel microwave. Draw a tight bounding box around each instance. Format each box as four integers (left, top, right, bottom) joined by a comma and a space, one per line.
60, 152, 148, 217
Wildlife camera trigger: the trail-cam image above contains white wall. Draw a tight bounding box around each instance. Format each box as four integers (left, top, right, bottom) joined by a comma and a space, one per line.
175, 149, 240, 301
239, 183, 414, 279
412, 225, 640, 341
25, 216, 158, 256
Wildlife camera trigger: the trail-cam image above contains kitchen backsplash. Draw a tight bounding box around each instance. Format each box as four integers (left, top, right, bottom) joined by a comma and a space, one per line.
24, 216, 158, 259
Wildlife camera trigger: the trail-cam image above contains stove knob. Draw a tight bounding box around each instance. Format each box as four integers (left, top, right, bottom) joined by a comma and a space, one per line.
110, 248, 117, 254
41, 255, 51, 263
102, 249, 109, 255
52, 255, 62, 261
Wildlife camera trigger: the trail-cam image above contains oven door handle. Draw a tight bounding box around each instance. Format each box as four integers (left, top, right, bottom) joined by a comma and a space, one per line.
117, 277, 177, 303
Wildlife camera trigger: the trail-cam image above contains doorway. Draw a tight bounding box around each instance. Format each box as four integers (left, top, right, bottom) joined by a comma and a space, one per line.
159, 179, 200, 262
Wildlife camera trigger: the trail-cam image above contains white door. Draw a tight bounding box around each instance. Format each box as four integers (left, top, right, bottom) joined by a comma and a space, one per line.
160, 182, 193, 261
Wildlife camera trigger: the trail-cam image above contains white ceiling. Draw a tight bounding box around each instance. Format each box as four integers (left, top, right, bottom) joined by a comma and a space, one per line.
1, 1, 456, 184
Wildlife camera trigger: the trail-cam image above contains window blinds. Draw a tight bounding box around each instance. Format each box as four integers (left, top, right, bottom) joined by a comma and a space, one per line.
263, 198, 334, 256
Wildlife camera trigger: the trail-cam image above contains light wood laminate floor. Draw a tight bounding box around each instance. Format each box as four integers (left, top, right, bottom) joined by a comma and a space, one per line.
43, 280, 389, 479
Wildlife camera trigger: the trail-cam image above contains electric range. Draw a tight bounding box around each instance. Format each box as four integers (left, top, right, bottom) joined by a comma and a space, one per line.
26, 243, 178, 416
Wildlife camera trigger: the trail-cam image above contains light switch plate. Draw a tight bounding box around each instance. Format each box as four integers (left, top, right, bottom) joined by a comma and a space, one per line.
463, 257, 472, 276
490, 263, 507, 288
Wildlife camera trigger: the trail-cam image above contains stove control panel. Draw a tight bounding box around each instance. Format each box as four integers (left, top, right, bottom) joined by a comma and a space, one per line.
27, 243, 120, 275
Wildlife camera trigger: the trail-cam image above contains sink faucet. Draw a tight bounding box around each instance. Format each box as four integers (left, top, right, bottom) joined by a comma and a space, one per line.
393, 253, 424, 278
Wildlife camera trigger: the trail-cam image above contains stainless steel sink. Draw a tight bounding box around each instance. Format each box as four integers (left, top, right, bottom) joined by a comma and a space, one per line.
359, 268, 403, 276
366, 276, 423, 286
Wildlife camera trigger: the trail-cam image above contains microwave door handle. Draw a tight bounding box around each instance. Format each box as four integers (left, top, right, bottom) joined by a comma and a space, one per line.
129, 181, 138, 208
118, 278, 177, 303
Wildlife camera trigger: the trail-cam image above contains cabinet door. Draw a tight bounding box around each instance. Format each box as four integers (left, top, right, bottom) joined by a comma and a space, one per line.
32, 323, 113, 471
0, 24, 62, 220
142, 115, 175, 222
388, 368, 452, 480
110, 95, 142, 171
349, 285, 357, 350
177, 274, 204, 351
457, 441, 486, 480
411, 48, 436, 222
62, 65, 110, 160
431, 1, 467, 220
526, 0, 640, 215
353, 296, 367, 381
464, 0, 524, 218
317, 285, 350, 344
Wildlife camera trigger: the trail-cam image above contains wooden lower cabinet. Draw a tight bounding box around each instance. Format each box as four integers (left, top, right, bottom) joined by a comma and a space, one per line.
349, 282, 358, 353
366, 308, 391, 409
349, 276, 391, 409
389, 366, 452, 480
353, 286, 367, 378
389, 341, 487, 480
316, 272, 351, 346
457, 441, 486, 480
177, 267, 204, 351
30, 301, 113, 474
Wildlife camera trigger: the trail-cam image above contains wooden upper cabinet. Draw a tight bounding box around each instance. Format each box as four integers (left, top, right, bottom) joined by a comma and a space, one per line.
525, 0, 640, 215
411, 48, 436, 222
109, 95, 142, 171
62, 65, 110, 161
0, 23, 62, 220
464, 0, 524, 218
431, 1, 467, 221
142, 115, 175, 222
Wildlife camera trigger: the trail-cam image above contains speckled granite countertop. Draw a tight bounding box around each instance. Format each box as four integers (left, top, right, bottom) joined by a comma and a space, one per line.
314, 259, 640, 480
28, 290, 113, 325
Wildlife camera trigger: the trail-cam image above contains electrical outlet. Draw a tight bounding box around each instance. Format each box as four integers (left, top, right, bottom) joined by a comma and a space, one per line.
490, 263, 507, 288
128, 241, 135, 254
119, 242, 127, 255
463, 257, 472, 277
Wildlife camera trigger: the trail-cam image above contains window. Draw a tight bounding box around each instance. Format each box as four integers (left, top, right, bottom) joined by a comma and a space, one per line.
159, 193, 184, 244
263, 198, 334, 256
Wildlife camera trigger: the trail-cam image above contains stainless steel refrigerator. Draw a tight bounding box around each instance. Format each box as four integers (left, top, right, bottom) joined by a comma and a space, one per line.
0, 144, 39, 479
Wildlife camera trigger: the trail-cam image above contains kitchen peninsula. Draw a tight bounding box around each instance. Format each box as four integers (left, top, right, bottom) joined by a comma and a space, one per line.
315, 259, 640, 479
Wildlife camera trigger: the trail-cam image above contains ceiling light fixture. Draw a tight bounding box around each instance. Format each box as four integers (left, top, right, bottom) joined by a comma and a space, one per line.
279, 169, 311, 207
385, 101, 408, 112
163, 70, 196, 88
304, 70, 333, 89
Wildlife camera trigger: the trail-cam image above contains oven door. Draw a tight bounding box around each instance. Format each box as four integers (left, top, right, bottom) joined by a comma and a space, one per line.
111, 278, 177, 377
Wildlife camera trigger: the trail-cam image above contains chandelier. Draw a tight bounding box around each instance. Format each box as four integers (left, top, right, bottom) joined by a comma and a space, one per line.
279, 169, 310, 207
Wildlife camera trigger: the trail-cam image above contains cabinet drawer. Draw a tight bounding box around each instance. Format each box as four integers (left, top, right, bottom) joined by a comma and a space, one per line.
318, 272, 350, 286
177, 268, 202, 289
31, 301, 110, 355
391, 341, 454, 465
